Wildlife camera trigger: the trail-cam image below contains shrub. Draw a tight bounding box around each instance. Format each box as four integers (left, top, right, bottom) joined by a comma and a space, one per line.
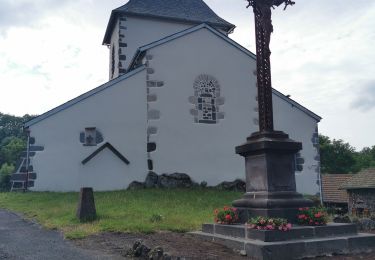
214, 206, 239, 224
0, 163, 15, 191
248, 216, 292, 231
297, 207, 328, 226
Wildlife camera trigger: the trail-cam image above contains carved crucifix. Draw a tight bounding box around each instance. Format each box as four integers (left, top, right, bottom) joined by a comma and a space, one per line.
246, 0, 295, 132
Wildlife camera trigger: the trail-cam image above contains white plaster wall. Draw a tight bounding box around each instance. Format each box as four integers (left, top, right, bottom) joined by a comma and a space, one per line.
29, 70, 148, 191
109, 17, 229, 78
145, 27, 319, 194
273, 98, 320, 195
146, 28, 257, 185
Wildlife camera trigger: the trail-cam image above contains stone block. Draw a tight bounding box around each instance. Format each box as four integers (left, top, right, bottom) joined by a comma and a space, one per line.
314, 223, 357, 237
202, 224, 214, 234
215, 224, 246, 238
247, 226, 314, 242
348, 233, 375, 252
304, 237, 348, 257
76, 187, 97, 222
246, 241, 306, 260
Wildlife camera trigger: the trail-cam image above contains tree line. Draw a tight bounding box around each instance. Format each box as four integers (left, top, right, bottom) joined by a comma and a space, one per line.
0, 112, 35, 190
0, 112, 374, 191
319, 135, 375, 174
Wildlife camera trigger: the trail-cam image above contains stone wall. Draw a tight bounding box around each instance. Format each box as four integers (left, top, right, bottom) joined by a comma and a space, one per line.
348, 189, 375, 217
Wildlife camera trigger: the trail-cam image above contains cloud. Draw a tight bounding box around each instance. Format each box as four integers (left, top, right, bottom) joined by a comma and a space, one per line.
351, 82, 375, 111
0, 0, 74, 34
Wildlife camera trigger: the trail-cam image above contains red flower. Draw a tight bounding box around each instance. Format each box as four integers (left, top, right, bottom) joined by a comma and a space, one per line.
225, 214, 232, 221
298, 214, 305, 219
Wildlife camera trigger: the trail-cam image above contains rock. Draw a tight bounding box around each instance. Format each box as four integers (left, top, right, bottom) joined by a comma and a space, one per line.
240, 250, 247, 256
127, 181, 145, 190
357, 218, 375, 231
128, 240, 151, 257
76, 187, 96, 222
333, 215, 351, 223
148, 246, 164, 259
145, 171, 159, 188
215, 179, 246, 192
157, 173, 197, 188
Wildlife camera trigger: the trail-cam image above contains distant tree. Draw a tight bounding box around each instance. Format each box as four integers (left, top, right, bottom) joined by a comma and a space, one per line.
0, 113, 35, 142
319, 135, 358, 174
0, 137, 26, 166
355, 146, 375, 170
0, 163, 15, 191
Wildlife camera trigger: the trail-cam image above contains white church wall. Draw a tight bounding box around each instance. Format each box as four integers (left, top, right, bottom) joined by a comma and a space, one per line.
143, 27, 319, 194
29, 70, 148, 191
144, 28, 258, 185
273, 97, 320, 195
110, 16, 222, 79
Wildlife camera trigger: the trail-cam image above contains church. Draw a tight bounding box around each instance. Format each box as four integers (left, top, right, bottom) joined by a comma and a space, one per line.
12, 0, 322, 194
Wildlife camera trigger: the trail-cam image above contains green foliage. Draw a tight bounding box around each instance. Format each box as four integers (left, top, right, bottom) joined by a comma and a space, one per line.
248, 216, 291, 231
0, 189, 241, 238
213, 206, 239, 224
0, 163, 15, 191
0, 137, 26, 166
0, 112, 36, 190
319, 135, 375, 174
297, 207, 328, 226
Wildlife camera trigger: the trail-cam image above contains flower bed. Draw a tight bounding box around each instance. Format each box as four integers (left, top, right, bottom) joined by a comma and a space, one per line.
247, 216, 292, 231
297, 207, 327, 226
214, 206, 239, 224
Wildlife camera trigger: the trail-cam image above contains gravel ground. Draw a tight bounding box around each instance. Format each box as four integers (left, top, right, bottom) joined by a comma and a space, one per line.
0, 209, 122, 260
1, 209, 374, 260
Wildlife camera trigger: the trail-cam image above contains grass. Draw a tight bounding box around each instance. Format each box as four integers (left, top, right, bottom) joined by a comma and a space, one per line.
0, 189, 241, 239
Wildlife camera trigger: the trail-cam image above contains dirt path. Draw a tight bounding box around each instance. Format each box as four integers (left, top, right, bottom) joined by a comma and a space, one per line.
0, 209, 122, 260
1, 209, 374, 259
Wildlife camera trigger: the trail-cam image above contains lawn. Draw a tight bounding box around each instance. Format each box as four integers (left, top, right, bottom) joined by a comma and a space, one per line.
0, 189, 241, 239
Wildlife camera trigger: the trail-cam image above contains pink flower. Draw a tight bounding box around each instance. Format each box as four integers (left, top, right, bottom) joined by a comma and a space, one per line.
266, 225, 274, 230
286, 223, 292, 229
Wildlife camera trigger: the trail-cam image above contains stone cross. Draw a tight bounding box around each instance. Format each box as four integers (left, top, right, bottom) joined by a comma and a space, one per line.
246, 0, 295, 132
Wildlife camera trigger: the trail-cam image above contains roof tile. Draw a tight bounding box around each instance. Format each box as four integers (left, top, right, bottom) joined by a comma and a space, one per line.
341, 168, 375, 189
322, 174, 352, 203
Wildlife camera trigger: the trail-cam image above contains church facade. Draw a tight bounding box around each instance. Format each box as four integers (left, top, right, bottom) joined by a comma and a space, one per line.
13, 0, 322, 194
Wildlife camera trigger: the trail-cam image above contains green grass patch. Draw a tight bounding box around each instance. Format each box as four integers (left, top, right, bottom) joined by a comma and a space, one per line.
0, 189, 240, 238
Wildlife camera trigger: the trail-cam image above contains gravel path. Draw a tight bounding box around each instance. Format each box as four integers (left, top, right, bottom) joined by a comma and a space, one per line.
0, 209, 122, 260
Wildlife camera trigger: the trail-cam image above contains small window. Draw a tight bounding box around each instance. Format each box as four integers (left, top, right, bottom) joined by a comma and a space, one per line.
84, 127, 97, 146
111, 45, 115, 78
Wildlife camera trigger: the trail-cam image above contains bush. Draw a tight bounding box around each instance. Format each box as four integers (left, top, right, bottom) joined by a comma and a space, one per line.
214, 206, 239, 224
0, 163, 15, 191
297, 207, 328, 226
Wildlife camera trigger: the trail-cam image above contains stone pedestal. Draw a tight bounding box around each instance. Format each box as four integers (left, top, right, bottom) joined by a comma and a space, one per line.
76, 187, 97, 221
193, 223, 375, 260
233, 131, 312, 223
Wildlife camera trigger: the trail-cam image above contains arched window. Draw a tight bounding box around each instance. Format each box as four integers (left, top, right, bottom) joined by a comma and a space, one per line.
192, 75, 221, 124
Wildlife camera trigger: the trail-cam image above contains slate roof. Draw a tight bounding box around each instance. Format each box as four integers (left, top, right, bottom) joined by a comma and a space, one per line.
103, 0, 235, 44
341, 168, 375, 190
321, 174, 352, 203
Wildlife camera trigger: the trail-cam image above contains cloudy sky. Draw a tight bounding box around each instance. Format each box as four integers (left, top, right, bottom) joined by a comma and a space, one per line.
0, 0, 374, 150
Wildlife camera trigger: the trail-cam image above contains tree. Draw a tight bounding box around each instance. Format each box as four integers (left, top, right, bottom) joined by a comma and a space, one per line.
0, 163, 15, 191
319, 135, 358, 174
0, 137, 26, 167
355, 146, 375, 170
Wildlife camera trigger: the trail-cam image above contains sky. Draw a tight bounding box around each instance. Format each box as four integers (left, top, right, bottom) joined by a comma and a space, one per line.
0, 0, 374, 150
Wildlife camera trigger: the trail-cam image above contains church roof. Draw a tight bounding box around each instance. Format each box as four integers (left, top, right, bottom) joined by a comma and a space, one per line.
103, 0, 235, 45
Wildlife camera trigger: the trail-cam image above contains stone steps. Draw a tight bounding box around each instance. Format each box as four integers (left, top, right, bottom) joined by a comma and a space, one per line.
192, 223, 375, 260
